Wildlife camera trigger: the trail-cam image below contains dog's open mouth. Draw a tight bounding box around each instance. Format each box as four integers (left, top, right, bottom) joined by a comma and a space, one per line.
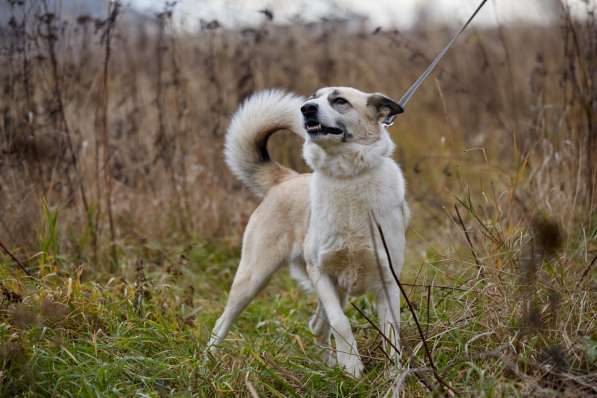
304, 120, 343, 136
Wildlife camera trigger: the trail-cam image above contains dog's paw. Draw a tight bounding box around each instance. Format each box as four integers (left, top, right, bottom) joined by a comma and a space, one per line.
322, 349, 337, 367
201, 349, 213, 368
205, 341, 218, 354
382, 363, 402, 381
202, 341, 220, 365
341, 356, 364, 379
309, 313, 325, 335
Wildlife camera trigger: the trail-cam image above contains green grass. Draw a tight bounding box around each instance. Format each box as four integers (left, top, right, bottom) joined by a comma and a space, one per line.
1, 229, 596, 397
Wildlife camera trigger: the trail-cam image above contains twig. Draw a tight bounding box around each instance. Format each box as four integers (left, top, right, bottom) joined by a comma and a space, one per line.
350, 302, 398, 365
370, 212, 459, 397
356, 215, 436, 394
576, 254, 597, 290
401, 282, 469, 292
351, 301, 436, 393
454, 204, 484, 277
0, 239, 33, 277
259, 352, 304, 394
426, 284, 431, 337
455, 196, 501, 245
356, 216, 435, 393
367, 211, 401, 354
560, 1, 595, 208
99, 1, 121, 268
492, 0, 521, 155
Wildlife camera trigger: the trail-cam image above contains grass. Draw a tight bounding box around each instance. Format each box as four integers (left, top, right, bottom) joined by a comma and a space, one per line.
1, 242, 369, 396
2, 217, 595, 396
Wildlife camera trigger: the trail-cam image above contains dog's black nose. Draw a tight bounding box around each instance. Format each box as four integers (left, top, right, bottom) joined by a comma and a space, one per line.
301, 103, 318, 115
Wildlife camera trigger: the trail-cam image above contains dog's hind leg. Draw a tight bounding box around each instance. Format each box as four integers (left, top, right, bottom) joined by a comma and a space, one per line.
207, 221, 288, 351
207, 255, 283, 350
309, 300, 329, 340
309, 299, 333, 364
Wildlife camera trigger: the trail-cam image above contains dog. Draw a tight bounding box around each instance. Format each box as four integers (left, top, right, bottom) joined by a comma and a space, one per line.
207, 87, 410, 378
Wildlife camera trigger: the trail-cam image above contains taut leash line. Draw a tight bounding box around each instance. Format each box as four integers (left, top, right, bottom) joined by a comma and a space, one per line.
397, 0, 489, 111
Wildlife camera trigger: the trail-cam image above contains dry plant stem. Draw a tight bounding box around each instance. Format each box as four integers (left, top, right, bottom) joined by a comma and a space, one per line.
349, 302, 398, 365
473, 33, 511, 131
492, 0, 520, 157
100, 2, 120, 268
560, 1, 596, 208
426, 285, 431, 337
258, 352, 304, 394
353, 308, 396, 364
155, 11, 166, 155
454, 204, 484, 278
350, 302, 435, 394
576, 254, 597, 289
169, 24, 191, 237
13, 5, 46, 194
369, 212, 459, 397
0, 239, 33, 277
350, 214, 435, 394
455, 196, 501, 245
401, 283, 468, 292
153, 7, 181, 213
40, 1, 94, 258
367, 212, 401, 347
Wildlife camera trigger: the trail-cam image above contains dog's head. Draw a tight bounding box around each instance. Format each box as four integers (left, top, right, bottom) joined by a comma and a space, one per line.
301, 87, 402, 145
301, 87, 402, 176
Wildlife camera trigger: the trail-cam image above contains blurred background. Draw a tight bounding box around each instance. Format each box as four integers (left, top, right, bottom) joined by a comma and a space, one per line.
1, 0, 594, 258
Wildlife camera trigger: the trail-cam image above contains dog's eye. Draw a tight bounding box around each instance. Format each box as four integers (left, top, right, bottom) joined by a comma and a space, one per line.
333, 97, 349, 105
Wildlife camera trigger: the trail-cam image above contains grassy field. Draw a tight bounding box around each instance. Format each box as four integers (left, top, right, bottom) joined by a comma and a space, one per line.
1, 212, 595, 396
1, 1, 596, 396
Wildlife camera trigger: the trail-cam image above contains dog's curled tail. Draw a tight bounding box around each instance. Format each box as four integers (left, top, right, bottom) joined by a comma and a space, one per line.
225, 90, 305, 197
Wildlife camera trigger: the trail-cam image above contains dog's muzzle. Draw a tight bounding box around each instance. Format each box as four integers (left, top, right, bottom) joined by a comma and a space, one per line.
300, 103, 343, 136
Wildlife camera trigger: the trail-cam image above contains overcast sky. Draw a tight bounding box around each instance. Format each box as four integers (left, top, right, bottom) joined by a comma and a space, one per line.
129, 0, 594, 29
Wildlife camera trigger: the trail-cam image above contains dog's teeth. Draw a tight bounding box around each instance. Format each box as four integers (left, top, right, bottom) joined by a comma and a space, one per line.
307, 123, 323, 133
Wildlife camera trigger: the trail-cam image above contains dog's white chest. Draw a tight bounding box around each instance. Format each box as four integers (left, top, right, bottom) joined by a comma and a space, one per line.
305, 160, 405, 294
318, 244, 379, 295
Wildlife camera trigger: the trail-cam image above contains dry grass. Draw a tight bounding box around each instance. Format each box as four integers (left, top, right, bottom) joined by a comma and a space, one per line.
0, 1, 595, 396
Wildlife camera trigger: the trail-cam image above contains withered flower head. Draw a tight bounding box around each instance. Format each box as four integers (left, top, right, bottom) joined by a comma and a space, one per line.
531, 214, 563, 256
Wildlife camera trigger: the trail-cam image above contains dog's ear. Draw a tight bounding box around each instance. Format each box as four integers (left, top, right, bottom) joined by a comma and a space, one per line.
367, 93, 403, 126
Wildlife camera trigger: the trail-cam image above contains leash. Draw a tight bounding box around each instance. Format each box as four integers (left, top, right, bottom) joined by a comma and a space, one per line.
396, 0, 489, 113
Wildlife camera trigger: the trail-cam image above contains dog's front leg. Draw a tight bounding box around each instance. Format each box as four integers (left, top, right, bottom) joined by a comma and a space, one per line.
307, 264, 364, 378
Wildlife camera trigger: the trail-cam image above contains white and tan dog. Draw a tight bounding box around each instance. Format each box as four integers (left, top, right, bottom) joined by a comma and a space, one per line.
208, 87, 409, 378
